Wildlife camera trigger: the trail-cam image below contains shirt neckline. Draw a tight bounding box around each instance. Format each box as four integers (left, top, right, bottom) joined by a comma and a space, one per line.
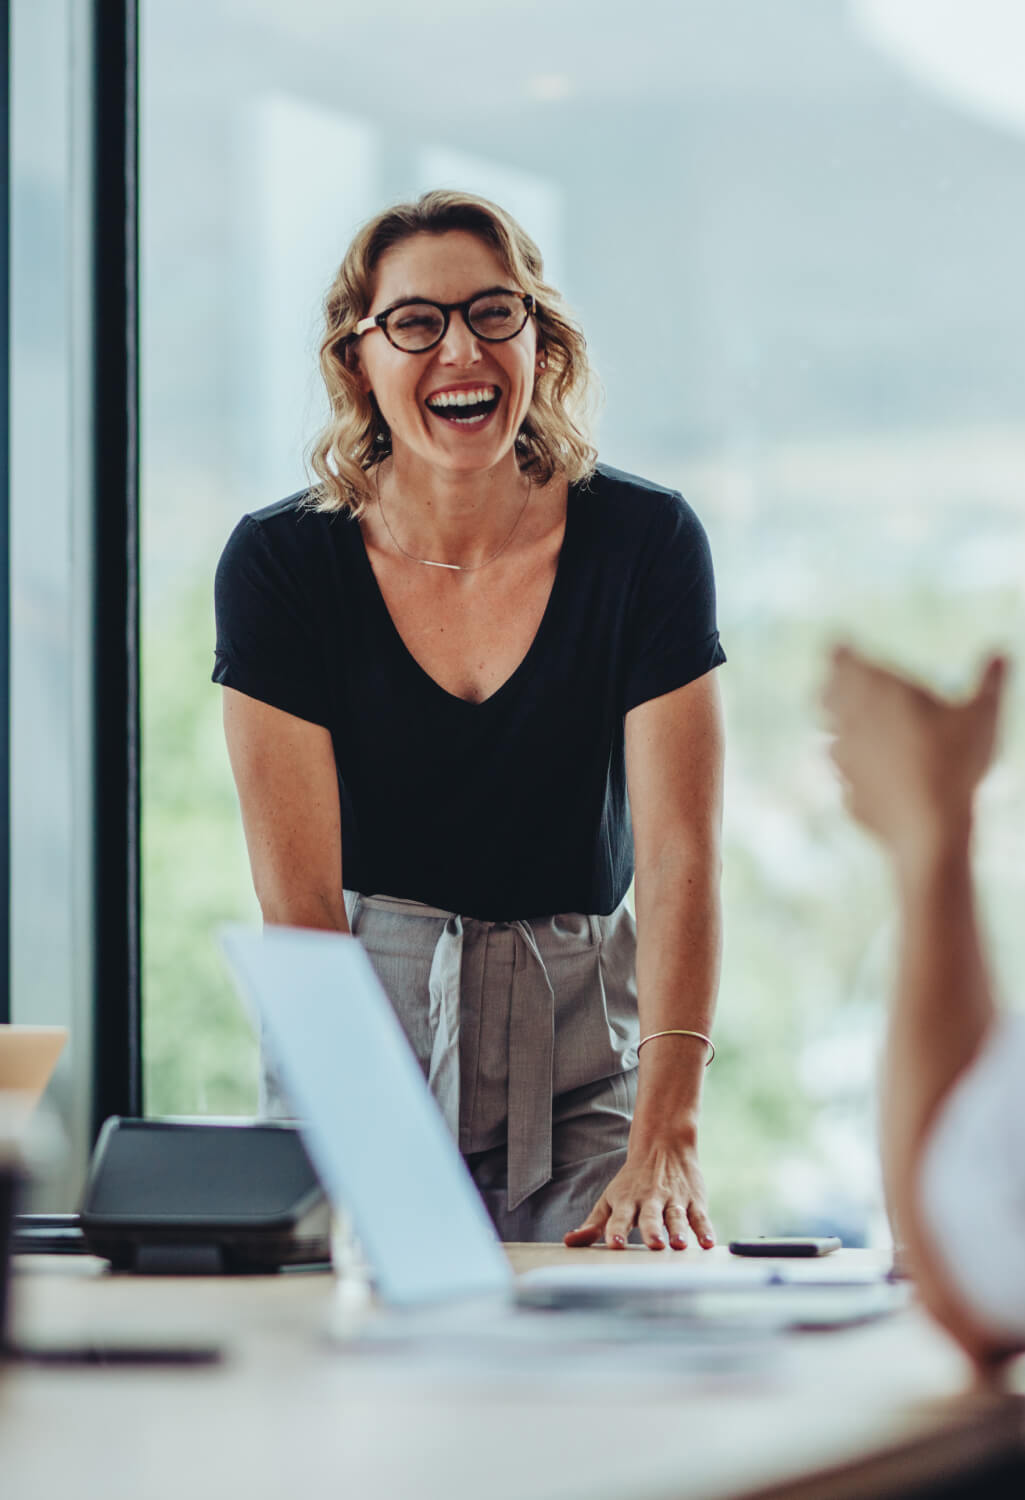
353, 481, 580, 710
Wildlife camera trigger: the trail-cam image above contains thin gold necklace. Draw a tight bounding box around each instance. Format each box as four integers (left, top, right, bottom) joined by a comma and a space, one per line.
374, 469, 532, 572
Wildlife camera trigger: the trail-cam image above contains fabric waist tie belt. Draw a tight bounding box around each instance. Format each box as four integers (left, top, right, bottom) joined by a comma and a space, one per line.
354, 894, 556, 1212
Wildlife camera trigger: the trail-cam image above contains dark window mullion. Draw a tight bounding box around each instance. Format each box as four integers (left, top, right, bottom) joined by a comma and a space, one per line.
91, 0, 140, 1131
1, 0, 9, 1028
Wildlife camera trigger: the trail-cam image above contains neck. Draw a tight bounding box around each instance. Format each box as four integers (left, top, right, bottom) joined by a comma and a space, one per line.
377, 450, 529, 567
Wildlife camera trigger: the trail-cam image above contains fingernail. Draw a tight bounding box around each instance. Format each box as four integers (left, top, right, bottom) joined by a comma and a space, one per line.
611, 1234, 625, 1248
651, 1235, 665, 1249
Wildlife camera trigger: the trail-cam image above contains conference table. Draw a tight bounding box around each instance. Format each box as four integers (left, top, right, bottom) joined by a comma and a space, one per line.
2, 1246, 1023, 1499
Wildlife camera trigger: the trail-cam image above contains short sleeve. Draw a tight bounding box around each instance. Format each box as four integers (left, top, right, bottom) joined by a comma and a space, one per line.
622, 493, 726, 714
918, 1014, 1025, 1341
212, 514, 329, 727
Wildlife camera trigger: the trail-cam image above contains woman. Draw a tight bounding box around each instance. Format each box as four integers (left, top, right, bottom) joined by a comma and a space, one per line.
214, 190, 726, 1249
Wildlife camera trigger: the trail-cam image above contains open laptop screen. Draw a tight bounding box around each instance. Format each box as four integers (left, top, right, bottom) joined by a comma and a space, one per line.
220, 925, 512, 1307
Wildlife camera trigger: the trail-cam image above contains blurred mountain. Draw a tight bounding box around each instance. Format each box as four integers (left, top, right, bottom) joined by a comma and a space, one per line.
142, 0, 1025, 501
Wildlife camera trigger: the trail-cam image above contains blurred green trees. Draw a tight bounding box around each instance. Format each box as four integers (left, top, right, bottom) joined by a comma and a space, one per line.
142, 579, 260, 1116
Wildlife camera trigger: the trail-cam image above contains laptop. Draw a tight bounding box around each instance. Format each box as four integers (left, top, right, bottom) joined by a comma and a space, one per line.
219, 926, 897, 1335
220, 925, 513, 1308
0, 1025, 68, 1130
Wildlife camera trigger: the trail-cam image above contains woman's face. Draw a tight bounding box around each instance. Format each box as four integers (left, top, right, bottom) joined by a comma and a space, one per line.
355, 229, 540, 479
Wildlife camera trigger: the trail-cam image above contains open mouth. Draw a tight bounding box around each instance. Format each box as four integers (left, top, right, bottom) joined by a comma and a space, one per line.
424, 384, 500, 427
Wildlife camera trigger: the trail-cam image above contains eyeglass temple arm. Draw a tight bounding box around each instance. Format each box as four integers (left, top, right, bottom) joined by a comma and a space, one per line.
354, 315, 379, 336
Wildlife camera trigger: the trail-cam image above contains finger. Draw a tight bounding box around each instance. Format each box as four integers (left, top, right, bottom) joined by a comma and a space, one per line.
688, 1200, 716, 1250
637, 1202, 668, 1251
820, 671, 842, 719
821, 644, 860, 711
975, 656, 1009, 754
603, 1205, 637, 1250
826, 644, 900, 706
975, 655, 1008, 707
563, 1223, 604, 1246
664, 1201, 689, 1250
822, 670, 869, 733
826, 643, 859, 679
563, 1199, 610, 1248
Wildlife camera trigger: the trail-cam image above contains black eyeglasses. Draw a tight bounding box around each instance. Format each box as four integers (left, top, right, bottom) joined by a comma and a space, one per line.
353, 290, 536, 353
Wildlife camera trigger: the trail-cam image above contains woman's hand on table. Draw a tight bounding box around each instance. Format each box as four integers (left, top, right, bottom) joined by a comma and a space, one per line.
563, 1135, 715, 1251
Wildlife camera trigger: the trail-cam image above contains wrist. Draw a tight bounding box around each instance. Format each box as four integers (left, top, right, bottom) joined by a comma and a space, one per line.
630, 1023, 712, 1147
893, 812, 974, 896
635, 1029, 711, 1092
637, 1026, 715, 1065
628, 1110, 700, 1156
631, 1068, 702, 1149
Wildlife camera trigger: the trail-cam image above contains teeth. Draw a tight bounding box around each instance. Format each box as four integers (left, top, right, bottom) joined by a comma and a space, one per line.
426, 385, 497, 410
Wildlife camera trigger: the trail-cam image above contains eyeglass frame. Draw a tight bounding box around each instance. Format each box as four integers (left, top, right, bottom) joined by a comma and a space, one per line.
351, 290, 537, 354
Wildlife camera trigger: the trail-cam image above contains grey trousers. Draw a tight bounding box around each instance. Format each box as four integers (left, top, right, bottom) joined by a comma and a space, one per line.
262, 892, 640, 1242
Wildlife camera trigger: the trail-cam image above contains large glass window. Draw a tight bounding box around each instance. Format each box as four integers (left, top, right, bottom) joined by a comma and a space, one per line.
140, 0, 1025, 1241
10, 0, 95, 1202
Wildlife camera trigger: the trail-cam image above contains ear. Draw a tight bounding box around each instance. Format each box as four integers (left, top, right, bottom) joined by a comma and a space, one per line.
343, 338, 373, 393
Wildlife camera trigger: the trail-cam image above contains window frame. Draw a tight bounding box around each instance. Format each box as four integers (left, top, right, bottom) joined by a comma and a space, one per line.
5, 0, 141, 1135
90, 0, 142, 1132
1, 0, 10, 1028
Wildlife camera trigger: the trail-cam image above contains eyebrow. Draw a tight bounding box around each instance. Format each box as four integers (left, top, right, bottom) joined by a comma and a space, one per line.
376, 285, 517, 317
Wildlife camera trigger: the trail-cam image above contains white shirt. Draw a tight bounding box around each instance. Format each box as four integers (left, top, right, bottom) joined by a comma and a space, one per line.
919, 1013, 1025, 1341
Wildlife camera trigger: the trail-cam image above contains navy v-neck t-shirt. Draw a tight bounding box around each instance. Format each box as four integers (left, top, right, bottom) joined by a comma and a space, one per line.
213, 463, 726, 921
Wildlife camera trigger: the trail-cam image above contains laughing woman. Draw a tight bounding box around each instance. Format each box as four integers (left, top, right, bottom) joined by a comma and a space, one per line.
213, 190, 726, 1249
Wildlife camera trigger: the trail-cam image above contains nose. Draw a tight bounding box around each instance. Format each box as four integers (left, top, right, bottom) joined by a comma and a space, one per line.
437, 309, 482, 364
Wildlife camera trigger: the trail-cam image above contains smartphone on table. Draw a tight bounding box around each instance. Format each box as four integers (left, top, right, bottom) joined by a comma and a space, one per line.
729, 1236, 842, 1258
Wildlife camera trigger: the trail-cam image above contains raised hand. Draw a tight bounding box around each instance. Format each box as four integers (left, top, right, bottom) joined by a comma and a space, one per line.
822, 646, 1007, 866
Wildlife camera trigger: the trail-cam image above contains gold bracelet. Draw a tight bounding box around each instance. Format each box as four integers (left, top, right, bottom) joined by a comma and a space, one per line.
636, 1028, 715, 1065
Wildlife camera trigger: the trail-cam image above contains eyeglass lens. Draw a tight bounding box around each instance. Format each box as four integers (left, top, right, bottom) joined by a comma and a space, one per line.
384, 293, 527, 351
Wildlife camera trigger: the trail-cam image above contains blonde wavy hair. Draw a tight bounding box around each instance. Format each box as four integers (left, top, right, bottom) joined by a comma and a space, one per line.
307, 190, 599, 516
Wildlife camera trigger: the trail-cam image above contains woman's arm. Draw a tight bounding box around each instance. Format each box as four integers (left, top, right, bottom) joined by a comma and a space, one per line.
823, 647, 1018, 1364
886, 837, 1018, 1364
222, 686, 349, 932
565, 670, 724, 1250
